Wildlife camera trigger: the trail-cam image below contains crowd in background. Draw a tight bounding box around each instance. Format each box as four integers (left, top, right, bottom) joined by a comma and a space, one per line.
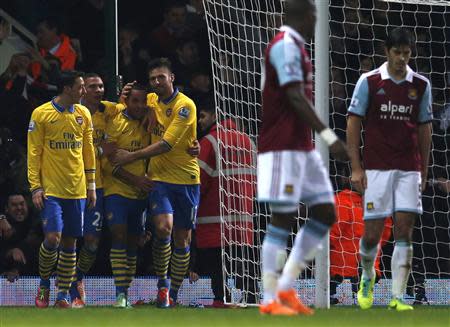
0, 0, 448, 288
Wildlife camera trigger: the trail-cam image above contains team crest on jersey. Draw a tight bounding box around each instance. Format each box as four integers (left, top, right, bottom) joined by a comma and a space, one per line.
166, 108, 173, 117
42, 218, 48, 227
28, 120, 35, 132
408, 88, 418, 100
107, 212, 113, 220
178, 107, 190, 119
366, 202, 374, 210
76, 116, 83, 125
284, 184, 294, 195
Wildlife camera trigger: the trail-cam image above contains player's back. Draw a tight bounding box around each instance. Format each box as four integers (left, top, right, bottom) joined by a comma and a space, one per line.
148, 91, 200, 185
103, 110, 150, 199
27, 100, 93, 199
259, 26, 314, 154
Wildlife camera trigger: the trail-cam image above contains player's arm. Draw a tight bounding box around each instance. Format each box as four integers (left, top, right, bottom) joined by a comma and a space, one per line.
117, 103, 195, 164
112, 166, 153, 192
82, 111, 97, 208
27, 110, 46, 210
197, 137, 215, 195
417, 81, 433, 191
270, 39, 347, 160
346, 76, 370, 193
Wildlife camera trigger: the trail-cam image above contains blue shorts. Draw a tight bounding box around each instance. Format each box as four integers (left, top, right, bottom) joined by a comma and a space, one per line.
84, 188, 104, 237
41, 196, 86, 237
149, 182, 200, 229
104, 195, 146, 235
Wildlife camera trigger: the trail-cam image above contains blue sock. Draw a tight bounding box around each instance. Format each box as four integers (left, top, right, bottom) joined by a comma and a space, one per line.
40, 278, 51, 289
56, 291, 69, 301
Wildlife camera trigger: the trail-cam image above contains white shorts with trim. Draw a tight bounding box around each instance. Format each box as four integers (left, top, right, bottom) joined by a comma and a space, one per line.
257, 150, 334, 213
364, 169, 422, 220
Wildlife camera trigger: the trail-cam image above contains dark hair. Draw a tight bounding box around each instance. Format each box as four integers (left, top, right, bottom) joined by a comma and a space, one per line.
164, 0, 186, 14
148, 57, 173, 74
198, 98, 215, 114
38, 16, 63, 35
83, 72, 101, 80
128, 83, 148, 95
385, 27, 414, 50
57, 70, 84, 94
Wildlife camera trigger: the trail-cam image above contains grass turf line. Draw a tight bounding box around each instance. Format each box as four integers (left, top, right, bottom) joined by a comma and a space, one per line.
0, 306, 449, 327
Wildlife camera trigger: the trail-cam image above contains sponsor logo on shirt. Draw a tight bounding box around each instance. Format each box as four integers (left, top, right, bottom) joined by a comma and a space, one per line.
379, 101, 413, 121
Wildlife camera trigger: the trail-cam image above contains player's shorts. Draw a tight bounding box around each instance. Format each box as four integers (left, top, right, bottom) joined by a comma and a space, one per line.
104, 194, 146, 235
364, 169, 422, 220
84, 188, 104, 236
257, 150, 334, 213
41, 196, 86, 237
149, 181, 200, 229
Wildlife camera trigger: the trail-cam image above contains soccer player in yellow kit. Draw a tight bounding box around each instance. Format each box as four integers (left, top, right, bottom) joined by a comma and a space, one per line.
114, 58, 200, 307
28, 71, 96, 308
103, 84, 153, 308
69, 73, 120, 307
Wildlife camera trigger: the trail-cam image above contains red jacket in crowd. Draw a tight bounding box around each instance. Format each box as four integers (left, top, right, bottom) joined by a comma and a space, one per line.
196, 119, 255, 248
330, 189, 392, 277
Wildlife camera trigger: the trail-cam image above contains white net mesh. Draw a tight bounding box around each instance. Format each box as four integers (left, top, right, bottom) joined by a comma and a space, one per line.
203, 0, 450, 306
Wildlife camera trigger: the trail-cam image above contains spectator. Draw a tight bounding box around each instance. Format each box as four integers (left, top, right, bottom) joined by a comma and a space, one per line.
330, 166, 392, 305
0, 17, 17, 75
172, 39, 202, 88
0, 193, 43, 281
186, 70, 212, 107
0, 128, 29, 198
30, 16, 77, 82
118, 25, 150, 84
189, 99, 258, 306
148, 1, 194, 58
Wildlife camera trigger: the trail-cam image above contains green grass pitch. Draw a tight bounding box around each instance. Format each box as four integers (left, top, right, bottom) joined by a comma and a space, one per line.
0, 306, 449, 327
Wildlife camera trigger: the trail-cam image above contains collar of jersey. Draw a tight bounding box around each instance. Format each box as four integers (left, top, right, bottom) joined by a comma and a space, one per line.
52, 98, 75, 113
379, 62, 413, 83
159, 87, 179, 105
280, 25, 305, 44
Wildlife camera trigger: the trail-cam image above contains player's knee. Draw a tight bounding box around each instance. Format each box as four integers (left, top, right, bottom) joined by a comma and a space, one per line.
83, 237, 99, 253
45, 233, 61, 248
156, 225, 172, 239
362, 235, 380, 249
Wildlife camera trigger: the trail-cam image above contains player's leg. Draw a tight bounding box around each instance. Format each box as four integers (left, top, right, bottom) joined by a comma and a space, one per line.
388, 211, 415, 311
54, 198, 85, 308
150, 182, 174, 307
36, 197, 62, 308
105, 195, 129, 308
358, 169, 395, 309
124, 199, 147, 301
71, 189, 104, 306
388, 170, 422, 311
276, 150, 335, 315
168, 183, 199, 306
257, 151, 302, 315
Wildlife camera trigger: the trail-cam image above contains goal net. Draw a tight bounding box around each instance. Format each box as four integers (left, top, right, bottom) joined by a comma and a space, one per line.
203, 0, 450, 306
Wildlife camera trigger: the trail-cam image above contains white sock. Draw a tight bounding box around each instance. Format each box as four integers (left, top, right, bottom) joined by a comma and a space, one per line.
261, 224, 289, 304
278, 219, 329, 291
359, 238, 378, 281
391, 241, 413, 299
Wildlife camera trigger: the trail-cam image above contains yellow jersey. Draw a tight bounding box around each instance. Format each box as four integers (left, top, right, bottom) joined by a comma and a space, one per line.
103, 109, 151, 199
27, 100, 95, 199
89, 100, 120, 188
148, 89, 200, 185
